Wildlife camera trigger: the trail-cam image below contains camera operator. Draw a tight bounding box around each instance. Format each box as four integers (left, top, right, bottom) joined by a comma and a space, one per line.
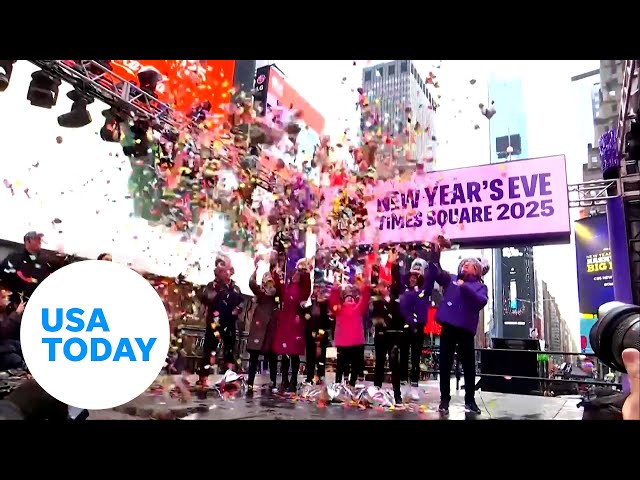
0, 378, 69, 420
584, 301, 639, 420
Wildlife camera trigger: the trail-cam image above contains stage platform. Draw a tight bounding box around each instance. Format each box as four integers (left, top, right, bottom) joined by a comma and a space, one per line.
88, 374, 584, 421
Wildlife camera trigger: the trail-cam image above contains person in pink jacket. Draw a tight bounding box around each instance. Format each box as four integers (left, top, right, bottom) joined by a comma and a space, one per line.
270, 259, 312, 392
329, 278, 371, 387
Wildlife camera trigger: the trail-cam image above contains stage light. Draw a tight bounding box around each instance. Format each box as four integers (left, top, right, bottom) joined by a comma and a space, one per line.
100, 107, 123, 142
57, 89, 94, 128
0, 60, 16, 92
27, 70, 62, 108
137, 67, 162, 97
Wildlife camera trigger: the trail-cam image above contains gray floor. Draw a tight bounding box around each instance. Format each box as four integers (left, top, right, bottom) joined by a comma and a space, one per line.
89, 374, 584, 420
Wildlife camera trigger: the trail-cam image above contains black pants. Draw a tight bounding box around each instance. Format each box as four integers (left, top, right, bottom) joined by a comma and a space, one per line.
280, 355, 300, 390
336, 345, 364, 387
439, 323, 476, 403
401, 328, 425, 386
247, 351, 278, 387
305, 332, 328, 382
374, 330, 402, 398
199, 325, 236, 378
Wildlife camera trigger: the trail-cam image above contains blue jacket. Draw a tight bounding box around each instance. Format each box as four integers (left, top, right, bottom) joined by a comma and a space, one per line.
434, 268, 488, 335
398, 260, 439, 332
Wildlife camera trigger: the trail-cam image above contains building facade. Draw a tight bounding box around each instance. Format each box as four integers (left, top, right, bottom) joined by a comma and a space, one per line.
582, 61, 625, 216
487, 74, 536, 340
361, 60, 437, 170
542, 280, 578, 361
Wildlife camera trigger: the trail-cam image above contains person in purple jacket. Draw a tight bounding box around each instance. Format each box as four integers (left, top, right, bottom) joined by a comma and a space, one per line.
398, 256, 439, 401
434, 257, 489, 415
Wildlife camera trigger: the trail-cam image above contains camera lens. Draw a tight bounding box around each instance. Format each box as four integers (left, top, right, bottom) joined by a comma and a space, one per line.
590, 301, 640, 373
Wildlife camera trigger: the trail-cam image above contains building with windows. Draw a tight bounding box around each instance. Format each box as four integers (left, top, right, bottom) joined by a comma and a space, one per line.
582, 61, 625, 215
361, 60, 437, 169
541, 280, 577, 360
487, 75, 536, 340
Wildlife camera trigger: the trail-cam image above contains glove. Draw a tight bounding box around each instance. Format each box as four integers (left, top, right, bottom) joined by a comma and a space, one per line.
5, 379, 69, 420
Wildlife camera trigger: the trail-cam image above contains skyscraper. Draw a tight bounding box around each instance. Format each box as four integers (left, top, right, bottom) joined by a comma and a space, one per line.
487, 74, 536, 340
361, 60, 437, 170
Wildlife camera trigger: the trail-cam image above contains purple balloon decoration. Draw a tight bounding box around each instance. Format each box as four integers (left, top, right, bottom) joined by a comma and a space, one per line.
598, 129, 620, 175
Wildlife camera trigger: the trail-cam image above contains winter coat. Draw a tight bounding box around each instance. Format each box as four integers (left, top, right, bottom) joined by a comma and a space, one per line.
246, 273, 279, 354
271, 271, 311, 356
0, 311, 21, 341
200, 280, 244, 332
300, 300, 331, 336
0, 250, 52, 306
434, 265, 488, 335
330, 283, 370, 347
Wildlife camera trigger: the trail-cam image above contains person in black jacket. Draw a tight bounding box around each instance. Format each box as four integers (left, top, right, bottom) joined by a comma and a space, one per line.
198, 256, 244, 386
302, 281, 331, 385
371, 253, 404, 404
0, 231, 52, 309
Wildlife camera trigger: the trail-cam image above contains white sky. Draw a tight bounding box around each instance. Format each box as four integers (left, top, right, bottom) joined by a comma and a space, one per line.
274, 59, 600, 345
0, 60, 601, 343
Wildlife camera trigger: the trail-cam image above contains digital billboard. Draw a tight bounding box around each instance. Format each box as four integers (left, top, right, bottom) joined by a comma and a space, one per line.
109, 60, 236, 120
579, 315, 597, 354
319, 155, 571, 249
500, 246, 534, 338
253, 65, 324, 173
574, 214, 614, 315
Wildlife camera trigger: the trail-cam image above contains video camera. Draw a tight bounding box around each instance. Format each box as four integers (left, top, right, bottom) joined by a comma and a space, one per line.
590, 301, 639, 373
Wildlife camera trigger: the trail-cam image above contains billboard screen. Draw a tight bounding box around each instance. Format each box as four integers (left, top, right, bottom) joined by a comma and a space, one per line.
256, 66, 325, 137
109, 60, 236, 119
574, 214, 614, 315
501, 247, 533, 338
580, 315, 597, 354
318, 155, 571, 249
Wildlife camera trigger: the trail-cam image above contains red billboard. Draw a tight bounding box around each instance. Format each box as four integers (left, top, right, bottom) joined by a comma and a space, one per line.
254, 65, 325, 137
109, 60, 236, 121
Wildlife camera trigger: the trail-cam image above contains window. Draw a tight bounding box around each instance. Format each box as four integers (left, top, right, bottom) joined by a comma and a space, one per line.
388, 64, 395, 75
400, 61, 408, 73
364, 70, 372, 82
377, 67, 384, 78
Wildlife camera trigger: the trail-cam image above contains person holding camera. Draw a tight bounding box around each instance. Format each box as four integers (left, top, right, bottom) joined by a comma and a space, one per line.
0, 379, 69, 420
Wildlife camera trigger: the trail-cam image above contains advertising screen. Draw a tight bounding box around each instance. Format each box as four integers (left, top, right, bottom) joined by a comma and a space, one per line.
501, 247, 534, 338
318, 155, 571, 249
574, 214, 614, 315
580, 315, 597, 354
254, 65, 324, 173
109, 60, 236, 119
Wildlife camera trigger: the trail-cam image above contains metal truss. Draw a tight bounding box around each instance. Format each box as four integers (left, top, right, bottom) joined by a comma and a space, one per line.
567, 178, 621, 209
28, 60, 179, 131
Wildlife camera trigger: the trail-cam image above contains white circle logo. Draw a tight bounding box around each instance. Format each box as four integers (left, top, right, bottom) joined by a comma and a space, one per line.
20, 261, 170, 410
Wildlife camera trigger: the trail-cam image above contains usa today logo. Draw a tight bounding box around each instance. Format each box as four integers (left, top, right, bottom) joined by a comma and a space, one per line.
20, 261, 170, 410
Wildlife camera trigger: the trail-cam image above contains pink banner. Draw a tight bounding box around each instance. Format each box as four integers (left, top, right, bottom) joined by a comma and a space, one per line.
318, 155, 570, 248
